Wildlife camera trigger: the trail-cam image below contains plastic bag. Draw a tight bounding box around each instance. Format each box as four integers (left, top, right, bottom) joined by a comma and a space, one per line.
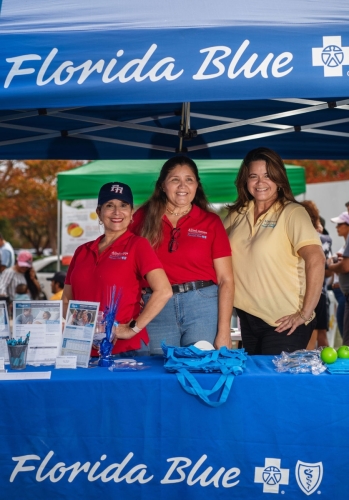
273, 349, 326, 375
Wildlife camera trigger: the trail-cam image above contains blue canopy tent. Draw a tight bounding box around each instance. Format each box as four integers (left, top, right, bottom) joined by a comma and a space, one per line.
0, 0, 348, 159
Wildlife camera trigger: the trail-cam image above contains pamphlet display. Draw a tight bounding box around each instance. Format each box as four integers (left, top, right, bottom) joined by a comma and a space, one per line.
13, 301, 63, 365
0, 301, 10, 362
62, 301, 99, 368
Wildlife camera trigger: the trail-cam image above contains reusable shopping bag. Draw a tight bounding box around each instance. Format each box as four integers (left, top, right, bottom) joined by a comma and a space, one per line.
162, 342, 247, 407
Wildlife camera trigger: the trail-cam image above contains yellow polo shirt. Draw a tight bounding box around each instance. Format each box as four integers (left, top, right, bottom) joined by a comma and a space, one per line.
224, 201, 321, 326
50, 290, 63, 300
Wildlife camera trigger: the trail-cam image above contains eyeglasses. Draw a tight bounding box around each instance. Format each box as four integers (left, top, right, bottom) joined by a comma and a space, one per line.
168, 228, 181, 253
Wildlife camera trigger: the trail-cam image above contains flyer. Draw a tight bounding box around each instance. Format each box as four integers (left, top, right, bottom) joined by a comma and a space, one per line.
62, 199, 100, 256
61, 301, 99, 368
13, 301, 63, 365
0, 301, 10, 362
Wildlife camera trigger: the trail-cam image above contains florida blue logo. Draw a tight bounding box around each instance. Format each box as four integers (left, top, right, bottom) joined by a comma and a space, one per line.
262, 466, 281, 485
295, 461, 323, 496
255, 458, 289, 493
312, 36, 349, 76
321, 45, 344, 67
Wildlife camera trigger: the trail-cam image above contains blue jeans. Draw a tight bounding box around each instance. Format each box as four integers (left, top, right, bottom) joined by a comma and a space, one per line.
143, 284, 219, 355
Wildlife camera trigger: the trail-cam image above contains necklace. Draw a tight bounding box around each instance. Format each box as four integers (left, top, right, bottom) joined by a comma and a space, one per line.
166, 205, 192, 217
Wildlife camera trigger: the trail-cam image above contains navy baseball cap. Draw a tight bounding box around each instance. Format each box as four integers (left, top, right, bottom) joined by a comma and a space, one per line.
47, 271, 67, 285
97, 182, 133, 207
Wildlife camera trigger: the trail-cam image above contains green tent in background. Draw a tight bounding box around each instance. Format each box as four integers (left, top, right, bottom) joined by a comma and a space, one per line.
57, 160, 305, 204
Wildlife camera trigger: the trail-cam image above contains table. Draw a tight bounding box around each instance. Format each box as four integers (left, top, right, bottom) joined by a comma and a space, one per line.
0, 356, 348, 499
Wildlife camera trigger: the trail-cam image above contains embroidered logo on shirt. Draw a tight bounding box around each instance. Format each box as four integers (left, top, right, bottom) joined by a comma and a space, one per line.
109, 251, 128, 260
261, 220, 277, 228
187, 228, 207, 239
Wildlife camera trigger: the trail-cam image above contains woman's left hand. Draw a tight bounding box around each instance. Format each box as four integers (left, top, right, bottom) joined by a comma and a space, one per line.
275, 312, 305, 335
112, 323, 136, 341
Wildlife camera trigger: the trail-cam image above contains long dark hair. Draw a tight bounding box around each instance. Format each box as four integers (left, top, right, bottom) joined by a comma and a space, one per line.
140, 156, 210, 247
24, 269, 40, 300
227, 147, 297, 215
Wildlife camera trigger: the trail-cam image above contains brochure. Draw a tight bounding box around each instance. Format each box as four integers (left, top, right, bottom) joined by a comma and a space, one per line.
13, 301, 63, 365
61, 301, 99, 368
0, 301, 10, 362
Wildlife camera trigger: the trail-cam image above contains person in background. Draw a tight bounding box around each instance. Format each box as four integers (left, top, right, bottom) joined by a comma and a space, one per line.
224, 147, 324, 355
345, 201, 349, 214
0, 234, 15, 273
330, 246, 345, 338
300, 200, 332, 349
14, 283, 31, 301
0, 250, 41, 303
131, 156, 234, 354
327, 212, 349, 346
47, 271, 66, 300
63, 181, 172, 356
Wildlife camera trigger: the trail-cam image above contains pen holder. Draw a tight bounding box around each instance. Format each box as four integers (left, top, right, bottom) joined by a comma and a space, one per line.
7, 344, 28, 370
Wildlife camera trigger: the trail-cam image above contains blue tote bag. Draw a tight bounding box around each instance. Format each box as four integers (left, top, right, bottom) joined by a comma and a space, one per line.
162, 342, 247, 407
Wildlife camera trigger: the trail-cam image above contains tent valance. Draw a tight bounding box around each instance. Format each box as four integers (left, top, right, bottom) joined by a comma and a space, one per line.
57, 160, 306, 204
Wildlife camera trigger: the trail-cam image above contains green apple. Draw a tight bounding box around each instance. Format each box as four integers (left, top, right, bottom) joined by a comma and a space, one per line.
320, 347, 338, 364
337, 346, 349, 359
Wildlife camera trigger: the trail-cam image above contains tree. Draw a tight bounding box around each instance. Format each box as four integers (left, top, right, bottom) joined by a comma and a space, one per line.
0, 160, 83, 254
285, 159, 349, 184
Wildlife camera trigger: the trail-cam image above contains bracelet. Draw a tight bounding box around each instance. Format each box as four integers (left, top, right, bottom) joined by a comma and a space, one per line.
298, 310, 313, 322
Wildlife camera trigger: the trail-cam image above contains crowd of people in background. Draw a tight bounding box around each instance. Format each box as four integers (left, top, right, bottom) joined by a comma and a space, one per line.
0, 236, 67, 317
0, 151, 349, 354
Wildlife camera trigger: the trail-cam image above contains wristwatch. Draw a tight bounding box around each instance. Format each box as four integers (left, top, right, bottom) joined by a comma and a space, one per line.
129, 319, 142, 334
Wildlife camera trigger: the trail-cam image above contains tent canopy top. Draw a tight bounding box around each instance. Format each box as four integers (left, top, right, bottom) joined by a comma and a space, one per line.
57, 159, 306, 204
0, 0, 348, 159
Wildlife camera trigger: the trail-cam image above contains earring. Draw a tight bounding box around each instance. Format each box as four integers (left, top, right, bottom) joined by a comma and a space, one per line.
98, 219, 103, 225
277, 187, 281, 191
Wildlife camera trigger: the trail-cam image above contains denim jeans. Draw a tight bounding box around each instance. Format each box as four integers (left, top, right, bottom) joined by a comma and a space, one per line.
143, 284, 219, 355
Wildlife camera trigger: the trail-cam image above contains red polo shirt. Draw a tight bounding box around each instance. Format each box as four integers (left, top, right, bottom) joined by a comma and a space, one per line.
65, 230, 163, 354
131, 205, 231, 285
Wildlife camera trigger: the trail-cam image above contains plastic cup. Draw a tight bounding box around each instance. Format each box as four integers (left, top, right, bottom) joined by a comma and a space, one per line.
7, 344, 28, 370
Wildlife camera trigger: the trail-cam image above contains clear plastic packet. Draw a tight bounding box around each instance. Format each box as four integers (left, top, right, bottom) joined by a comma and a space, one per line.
273, 349, 326, 375
108, 359, 150, 372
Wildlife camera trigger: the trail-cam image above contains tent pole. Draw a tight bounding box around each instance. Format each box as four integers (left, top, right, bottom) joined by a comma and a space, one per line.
178, 103, 185, 152
57, 200, 61, 271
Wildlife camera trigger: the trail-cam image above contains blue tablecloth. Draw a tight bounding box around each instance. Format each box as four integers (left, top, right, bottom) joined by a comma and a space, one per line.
0, 355, 348, 499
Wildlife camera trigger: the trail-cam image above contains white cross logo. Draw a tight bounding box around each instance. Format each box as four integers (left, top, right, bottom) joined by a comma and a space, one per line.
312, 36, 349, 76
110, 184, 124, 193
254, 458, 289, 494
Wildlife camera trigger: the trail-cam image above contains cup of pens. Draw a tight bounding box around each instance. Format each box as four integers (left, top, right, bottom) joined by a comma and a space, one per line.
7, 333, 30, 370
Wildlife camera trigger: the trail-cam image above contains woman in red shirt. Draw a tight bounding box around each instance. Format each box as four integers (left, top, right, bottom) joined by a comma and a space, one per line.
130, 156, 234, 354
63, 182, 172, 356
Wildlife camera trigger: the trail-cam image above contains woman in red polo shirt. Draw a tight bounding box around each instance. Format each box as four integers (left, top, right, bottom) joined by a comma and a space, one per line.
62, 182, 172, 356
129, 156, 234, 354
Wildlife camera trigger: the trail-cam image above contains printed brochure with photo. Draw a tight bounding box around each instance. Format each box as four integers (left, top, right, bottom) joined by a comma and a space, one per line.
13, 301, 63, 365
62, 301, 99, 368
0, 301, 10, 362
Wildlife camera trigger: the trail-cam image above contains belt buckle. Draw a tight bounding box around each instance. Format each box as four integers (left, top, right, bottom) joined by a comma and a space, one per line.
178, 284, 185, 293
